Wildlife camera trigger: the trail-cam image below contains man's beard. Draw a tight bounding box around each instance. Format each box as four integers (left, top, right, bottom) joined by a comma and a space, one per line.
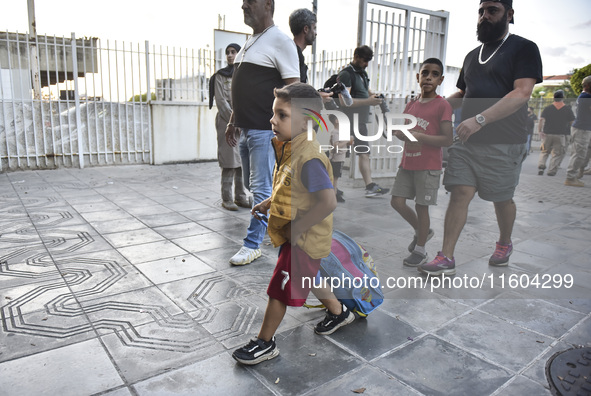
477, 12, 508, 43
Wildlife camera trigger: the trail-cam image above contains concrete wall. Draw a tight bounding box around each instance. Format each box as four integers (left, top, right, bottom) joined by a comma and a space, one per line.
151, 102, 217, 165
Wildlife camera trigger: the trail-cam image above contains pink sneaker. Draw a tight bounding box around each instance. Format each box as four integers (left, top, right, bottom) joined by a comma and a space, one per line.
418, 252, 456, 276
489, 241, 513, 266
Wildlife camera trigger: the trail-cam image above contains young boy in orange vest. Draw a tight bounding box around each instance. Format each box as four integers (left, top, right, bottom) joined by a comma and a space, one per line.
232, 83, 354, 366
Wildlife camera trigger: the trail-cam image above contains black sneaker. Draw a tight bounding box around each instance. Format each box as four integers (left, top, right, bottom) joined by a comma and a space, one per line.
336, 193, 346, 203
408, 228, 434, 252
365, 183, 390, 198
403, 250, 428, 267
314, 304, 354, 335
232, 337, 279, 365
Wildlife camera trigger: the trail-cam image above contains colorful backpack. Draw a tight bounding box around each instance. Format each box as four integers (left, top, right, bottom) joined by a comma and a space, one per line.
307, 230, 383, 317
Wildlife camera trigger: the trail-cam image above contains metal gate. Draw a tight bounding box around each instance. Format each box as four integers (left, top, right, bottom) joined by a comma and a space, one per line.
355, 0, 449, 179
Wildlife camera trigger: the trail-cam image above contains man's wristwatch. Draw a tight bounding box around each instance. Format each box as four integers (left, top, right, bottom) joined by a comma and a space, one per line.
475, 114, 486, 127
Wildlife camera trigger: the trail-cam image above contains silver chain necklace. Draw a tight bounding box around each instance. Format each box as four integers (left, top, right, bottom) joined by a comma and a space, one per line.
478, 32, 510, 65
237, 24, 275, 68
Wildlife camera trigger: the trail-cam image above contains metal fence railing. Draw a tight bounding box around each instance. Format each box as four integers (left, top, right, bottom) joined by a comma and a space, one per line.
2, 12, 450, 173
0, 31, 215, 172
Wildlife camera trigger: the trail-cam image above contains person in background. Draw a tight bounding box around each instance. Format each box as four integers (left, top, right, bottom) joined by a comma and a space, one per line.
211, 43, 251, 211
338, 45, 389, 198
289, 8, 316, 84
537, 90, 574, 176
225, 0, 300, 265
564, 75, 591, 187
328, 114, 350, 203
390, 58, 453, 267
419, 0, 542, 275
526, 106, 537, 154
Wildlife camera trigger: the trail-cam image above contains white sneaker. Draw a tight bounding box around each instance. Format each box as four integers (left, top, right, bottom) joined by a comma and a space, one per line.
229, 246, 262, 265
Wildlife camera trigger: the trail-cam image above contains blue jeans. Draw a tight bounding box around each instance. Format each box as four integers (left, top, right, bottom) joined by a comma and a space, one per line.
239, 129, 275, 249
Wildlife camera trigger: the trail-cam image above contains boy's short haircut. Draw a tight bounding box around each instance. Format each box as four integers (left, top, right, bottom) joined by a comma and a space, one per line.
274, 82, 323, 113
328, 114, 338, 124
420, 57, 444, 74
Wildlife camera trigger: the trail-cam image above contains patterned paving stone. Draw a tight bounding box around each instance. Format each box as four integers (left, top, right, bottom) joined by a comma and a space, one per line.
434, 310, 554, 372
380, 290, 473, 332
99, 320, 223, 384
375, 335, 513, 396
117, 240, 189, 265
323, 309, 421, 361
494, 375, 552, 396
252, 325, 362, 396
172, 232, 240, 254
0, 309, 96, 362
306, 365, 418, 396
0, 339, 123, 395
135, 254, 214, 285
133, 353, 275, 395
0, 158, 589, 395
479, 296, 586, 338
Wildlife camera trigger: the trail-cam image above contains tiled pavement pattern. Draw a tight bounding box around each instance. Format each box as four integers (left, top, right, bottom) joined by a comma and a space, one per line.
0, 149, 590, 396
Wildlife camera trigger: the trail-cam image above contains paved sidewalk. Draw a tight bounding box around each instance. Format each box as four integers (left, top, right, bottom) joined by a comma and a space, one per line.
0, 150, 590, 396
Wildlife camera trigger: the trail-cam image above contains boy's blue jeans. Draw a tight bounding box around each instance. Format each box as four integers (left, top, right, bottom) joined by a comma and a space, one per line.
239, 129, 275, 249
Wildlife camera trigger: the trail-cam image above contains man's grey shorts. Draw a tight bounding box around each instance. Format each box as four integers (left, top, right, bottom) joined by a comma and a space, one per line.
391, 168, 443, 206
443, 142, 527, 202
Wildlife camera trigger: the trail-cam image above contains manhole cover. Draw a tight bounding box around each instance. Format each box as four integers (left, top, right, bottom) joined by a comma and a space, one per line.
546, 347, 591, 396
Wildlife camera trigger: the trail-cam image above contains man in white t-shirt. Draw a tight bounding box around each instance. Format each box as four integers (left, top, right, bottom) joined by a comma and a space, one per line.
225, 0, 300, 265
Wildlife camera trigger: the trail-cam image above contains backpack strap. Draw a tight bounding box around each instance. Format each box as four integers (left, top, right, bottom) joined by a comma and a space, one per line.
341, 64, 357, 92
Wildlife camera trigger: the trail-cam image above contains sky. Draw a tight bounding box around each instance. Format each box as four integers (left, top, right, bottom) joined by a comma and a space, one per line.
1, 0, 590, 76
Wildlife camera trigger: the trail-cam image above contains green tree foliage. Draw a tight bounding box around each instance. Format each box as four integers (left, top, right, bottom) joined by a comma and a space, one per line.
570, 64, 591, 96
128, 92, 156, 102
531, 81, 576, 99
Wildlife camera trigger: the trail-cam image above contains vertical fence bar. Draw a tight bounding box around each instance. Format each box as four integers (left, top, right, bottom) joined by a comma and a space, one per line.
4, 31, 17, 170
388, 12, 396, 95
99, 39, 108, 164
81, 37, 92, 164
191, 48, 195, 103
122, 40, 130, 162
0, 35, 5, 171
61, 35, 74, 166
172, 46, 176, 100
35, 33, 49, 168
130, 41, 137, 162
71, 33, 84, 168
115, 40, 123, 162
146, 41, 152, 164
107, 40, 115, 163
89, 37, 100, 164
0, 33, 10, 171
395, 14, 403, 98
53, 35, 64, 167
44, 35, 55, 166
15, 32, 28, 168
26, 33, 41, 168
137, 42, 144, 162
400, 10, 411, 99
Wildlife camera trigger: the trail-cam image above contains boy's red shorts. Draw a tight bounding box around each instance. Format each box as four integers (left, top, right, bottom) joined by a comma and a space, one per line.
267, 243, 322, 307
